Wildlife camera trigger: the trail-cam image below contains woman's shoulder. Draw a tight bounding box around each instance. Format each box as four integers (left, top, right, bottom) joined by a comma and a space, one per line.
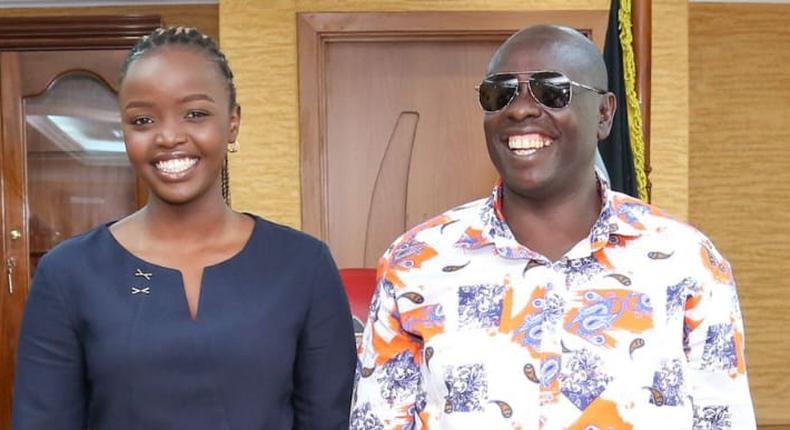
38, 223, 114, 269
242, 216, 338, 288
34, 223, 132, 286
249, 214, 328, 254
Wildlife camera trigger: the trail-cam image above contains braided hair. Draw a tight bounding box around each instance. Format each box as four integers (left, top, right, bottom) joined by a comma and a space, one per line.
121, 26, 237, 205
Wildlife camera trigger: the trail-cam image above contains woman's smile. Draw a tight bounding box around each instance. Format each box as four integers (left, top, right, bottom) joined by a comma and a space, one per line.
153, 156, 200, 179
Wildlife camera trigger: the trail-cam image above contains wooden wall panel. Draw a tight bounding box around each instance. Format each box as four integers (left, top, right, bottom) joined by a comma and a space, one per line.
690, 4, 790, 426
227, 0, 658, 228
0, 5, 218, 40
651, 0, 688, 219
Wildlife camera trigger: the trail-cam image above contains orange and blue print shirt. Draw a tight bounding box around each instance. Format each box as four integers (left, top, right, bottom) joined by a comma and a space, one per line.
351, 176, 755, 430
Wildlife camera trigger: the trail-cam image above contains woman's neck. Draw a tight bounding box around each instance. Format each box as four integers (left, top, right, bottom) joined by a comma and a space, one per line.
140, 191, 236, 242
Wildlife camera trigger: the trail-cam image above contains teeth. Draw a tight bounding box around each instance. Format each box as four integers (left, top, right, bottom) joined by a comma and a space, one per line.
155, 157, 197, 174
513, 149, 538, 156
508, 135, 552, 151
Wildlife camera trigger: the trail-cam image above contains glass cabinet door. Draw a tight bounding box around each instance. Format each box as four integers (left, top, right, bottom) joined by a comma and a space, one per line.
24, 74, 138, 272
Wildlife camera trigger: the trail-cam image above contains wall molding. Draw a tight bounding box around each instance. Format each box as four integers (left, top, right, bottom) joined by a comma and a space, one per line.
0, 0, 216, 8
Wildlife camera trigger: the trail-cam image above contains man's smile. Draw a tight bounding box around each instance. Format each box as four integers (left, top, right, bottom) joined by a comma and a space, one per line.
506, 133, 554, 157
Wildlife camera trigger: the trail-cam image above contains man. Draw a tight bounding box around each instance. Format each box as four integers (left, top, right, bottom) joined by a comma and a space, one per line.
351, 25, 755, 429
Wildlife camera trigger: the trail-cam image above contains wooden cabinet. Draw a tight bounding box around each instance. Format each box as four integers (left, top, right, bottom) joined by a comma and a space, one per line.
0, 16, 159, 429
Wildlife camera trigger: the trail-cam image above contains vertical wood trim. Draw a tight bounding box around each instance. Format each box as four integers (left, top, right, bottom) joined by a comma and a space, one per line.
632, 0, 651, 198
0, 51, 29, 424
297, 14, 326, 239
0, 53, 29, 283
0, 52, 8, 429
0, 57, 5, 265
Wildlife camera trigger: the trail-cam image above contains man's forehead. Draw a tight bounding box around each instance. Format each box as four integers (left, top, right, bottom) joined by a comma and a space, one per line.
486, 27, 604, 87
487, 40, 576, 75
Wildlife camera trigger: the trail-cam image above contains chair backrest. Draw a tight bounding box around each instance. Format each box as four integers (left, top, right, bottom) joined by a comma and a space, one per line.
338, 268, 377, 346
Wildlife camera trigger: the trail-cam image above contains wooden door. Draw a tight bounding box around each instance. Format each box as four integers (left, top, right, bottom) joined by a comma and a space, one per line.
298, 11, 608, 269
0, 16, 160, 429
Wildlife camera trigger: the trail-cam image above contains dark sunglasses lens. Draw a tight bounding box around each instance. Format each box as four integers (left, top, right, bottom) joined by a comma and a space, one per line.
479, 79, 518, 112
529, 72, 571, 109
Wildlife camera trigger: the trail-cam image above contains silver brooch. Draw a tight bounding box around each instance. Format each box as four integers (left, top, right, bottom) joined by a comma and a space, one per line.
134, 268, 153, 281
132, 268, 152, 295
131, 286, 151, 295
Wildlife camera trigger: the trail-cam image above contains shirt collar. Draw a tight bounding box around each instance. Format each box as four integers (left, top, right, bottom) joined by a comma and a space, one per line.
453, 169, 645, 260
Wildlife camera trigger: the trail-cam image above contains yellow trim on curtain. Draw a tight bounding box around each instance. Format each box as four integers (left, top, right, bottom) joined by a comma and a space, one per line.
618, 0, 649, 201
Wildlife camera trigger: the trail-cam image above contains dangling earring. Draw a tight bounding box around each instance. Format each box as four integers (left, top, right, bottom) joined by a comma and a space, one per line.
228, 140, 240, 153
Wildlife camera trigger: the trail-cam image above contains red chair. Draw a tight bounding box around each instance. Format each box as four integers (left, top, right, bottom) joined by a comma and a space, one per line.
338, 268, 377, 347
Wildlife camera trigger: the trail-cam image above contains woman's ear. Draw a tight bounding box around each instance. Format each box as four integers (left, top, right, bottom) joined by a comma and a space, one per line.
229, 104, 241, 142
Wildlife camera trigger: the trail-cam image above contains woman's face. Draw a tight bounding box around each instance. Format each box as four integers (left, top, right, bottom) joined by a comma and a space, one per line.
118, 45, 240, 207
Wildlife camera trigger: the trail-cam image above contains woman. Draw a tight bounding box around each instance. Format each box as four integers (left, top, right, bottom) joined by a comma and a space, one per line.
12, 27, 355, 430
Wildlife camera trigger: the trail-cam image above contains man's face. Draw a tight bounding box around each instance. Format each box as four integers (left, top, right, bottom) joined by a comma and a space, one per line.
483, 41, 609, 200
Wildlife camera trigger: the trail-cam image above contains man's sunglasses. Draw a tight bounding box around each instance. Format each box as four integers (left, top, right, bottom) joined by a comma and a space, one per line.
477, 71, 607, 112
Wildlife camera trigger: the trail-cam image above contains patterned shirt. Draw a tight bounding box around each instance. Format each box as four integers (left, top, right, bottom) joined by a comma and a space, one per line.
351, 176, 755, 430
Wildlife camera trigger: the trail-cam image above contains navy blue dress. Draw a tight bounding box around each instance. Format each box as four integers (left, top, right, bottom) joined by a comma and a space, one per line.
12, 216, 356, 430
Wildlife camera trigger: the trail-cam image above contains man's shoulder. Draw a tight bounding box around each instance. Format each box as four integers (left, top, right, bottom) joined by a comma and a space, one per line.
607, 192, 735, 285
378, 197, 488, 265
609, 191, 721, 252
394, 197, 488, 243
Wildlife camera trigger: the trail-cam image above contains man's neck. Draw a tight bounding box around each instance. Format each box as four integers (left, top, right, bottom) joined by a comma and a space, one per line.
501, 177, 602, 262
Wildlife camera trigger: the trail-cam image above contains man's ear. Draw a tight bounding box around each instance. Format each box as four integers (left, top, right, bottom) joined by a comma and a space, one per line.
597, 92, 617, 141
